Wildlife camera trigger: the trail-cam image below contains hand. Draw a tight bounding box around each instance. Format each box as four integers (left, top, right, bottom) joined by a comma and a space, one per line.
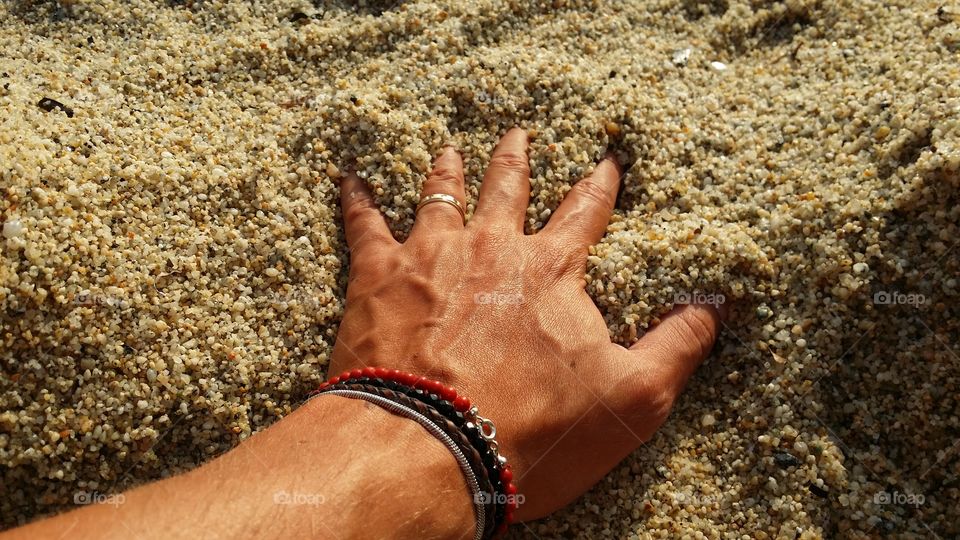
331, 127, 724, 520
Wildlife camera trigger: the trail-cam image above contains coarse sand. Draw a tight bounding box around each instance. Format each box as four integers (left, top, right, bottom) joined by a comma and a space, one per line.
1, 0, 959, 537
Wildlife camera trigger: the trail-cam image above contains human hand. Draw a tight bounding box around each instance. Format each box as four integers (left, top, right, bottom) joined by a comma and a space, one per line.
330, 128, 724, 520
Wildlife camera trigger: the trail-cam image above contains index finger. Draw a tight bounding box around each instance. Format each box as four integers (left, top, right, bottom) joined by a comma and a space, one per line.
340, 172, 396, 252
541, 154, 621, 247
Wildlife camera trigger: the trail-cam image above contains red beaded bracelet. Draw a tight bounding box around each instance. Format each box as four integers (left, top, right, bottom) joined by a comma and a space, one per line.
319, 367, 474, 412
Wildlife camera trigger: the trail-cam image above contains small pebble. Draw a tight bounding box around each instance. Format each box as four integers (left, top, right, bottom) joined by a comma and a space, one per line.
672, 48, 692, 66
3, 219, 24, 238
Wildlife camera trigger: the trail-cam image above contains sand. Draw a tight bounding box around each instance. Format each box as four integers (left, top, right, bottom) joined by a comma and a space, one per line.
1, 0, 959, 537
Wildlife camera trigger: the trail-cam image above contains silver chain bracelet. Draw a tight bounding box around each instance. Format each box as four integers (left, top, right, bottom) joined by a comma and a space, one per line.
316, 389, 487, 540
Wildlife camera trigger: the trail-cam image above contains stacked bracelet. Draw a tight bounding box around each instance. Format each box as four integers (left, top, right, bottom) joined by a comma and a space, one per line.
326, 381, 499, 535
309, 367, 518, 538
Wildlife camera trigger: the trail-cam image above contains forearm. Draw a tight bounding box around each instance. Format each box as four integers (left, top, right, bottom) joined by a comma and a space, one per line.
7, 397, 473, 540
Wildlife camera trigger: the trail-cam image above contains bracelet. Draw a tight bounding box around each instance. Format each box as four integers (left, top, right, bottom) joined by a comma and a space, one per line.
324, 381, 499, 535
314, 368, 517, 522
311, 367, 518, 538
316, 388, 487, 540
325, 376, 508, 529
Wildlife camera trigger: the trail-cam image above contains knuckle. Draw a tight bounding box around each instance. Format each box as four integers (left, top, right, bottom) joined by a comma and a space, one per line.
645, 387, 677, 421
489, 151, 531, 174
483, 184, 526, 207
671, 307, 718, 360
469, 227, 507, 255
426, 167, 462, 190
571, 180, 612, 210
610, 373, 675, 425
344, 195, 380, 222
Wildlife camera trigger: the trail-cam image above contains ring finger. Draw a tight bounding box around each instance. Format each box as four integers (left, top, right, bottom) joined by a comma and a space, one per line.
411, 146, 467, 236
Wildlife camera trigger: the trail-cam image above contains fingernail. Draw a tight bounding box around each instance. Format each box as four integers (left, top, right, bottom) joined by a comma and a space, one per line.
600, 151, 623, 176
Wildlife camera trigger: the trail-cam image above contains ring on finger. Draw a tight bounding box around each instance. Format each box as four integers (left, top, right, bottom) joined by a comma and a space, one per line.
416, 193, 466, 224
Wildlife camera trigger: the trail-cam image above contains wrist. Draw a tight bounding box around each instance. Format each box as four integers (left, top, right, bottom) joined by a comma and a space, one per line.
298, 395, 475, 540
313, 368, 521, 536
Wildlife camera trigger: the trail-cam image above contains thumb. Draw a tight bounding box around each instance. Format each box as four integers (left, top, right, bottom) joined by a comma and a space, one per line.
625, 302, 726, 403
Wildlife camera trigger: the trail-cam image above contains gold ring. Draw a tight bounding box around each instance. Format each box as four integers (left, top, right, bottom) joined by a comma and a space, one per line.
416, 193, 465, 224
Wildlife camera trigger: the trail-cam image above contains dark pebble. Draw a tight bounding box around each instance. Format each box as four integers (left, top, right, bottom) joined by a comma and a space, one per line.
774, 450, 801, 468
37, 97, 74, 118
808, 483, 829, 498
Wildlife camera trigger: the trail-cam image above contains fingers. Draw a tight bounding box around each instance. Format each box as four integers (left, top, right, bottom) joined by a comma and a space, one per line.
541, 154, 621, 248
340, 172, 396, 253
473, 128, 531, 232
625, 304, 724, 401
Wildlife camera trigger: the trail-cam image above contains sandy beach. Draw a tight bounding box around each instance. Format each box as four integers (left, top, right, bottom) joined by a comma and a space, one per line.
1, 0, 958, 537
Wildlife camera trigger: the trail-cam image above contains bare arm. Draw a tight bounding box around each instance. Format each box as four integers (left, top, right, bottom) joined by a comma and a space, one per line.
11, 397, 472, 540
4, 128, 724, 539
